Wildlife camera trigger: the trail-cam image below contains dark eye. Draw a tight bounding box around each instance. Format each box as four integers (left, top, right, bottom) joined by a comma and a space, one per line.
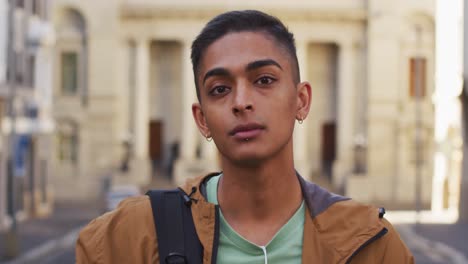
256, 76, 275, 85
209, 86, 230, 96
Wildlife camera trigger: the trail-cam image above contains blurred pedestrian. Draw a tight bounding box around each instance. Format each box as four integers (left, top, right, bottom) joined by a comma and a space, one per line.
76, 10, 414, 264
119, 139, 132, 173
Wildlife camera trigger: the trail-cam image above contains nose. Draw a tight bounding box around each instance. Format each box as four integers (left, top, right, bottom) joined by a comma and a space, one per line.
232, 84, 254, 114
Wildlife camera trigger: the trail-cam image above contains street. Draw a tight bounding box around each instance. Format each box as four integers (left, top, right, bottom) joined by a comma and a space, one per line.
0, 201, 100, 264
396, 224, 468, 264
37, 247, 74, 264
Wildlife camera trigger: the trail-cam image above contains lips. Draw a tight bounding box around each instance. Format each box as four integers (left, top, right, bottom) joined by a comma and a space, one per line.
229, 123, 265, 140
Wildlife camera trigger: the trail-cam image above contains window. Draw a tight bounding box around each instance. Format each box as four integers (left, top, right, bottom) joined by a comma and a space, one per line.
57, 122, 78, 163
27, 54, 35, 88
409, 57, 426, 98
58, 9, 86, 99
32, 0, 46, 19
15, 52, 24, 84
61, 52, 78, 95
16, 0, 24, 8
32, 0, 38, 16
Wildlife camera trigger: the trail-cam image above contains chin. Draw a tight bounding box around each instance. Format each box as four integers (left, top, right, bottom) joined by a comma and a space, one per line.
226, 149, 272, 167
219, 138, 291, 166
230, 156, 263, 167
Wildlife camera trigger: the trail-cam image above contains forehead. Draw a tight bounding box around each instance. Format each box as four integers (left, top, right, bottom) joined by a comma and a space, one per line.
198, 31, 292, 76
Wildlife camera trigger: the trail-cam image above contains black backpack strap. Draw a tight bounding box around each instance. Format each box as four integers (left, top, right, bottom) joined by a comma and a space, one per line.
146, 188, 203, 264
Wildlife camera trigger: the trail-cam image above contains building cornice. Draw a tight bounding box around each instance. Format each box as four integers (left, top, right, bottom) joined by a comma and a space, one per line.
120, 4, 368, 23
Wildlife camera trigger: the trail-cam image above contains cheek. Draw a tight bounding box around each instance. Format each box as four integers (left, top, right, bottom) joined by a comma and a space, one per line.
204, 110, 228, 135
270, 94, 297, 131
272, 92, 297, 116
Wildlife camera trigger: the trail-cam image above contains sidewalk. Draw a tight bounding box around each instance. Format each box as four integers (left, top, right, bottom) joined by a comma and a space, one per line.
395, 222, 468, 264
415, 222, 468, 258
0, 201, 100, 263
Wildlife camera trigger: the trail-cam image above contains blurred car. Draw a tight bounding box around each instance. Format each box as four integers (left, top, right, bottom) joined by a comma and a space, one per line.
105, 184, 141, 211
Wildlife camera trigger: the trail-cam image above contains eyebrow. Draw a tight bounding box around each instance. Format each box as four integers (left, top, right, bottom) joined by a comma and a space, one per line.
202, 59, 283, 85
246, 59, 283, 72
203, 68, 231, 85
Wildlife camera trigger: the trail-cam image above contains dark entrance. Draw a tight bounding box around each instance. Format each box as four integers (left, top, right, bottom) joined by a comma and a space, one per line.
321, 122, 336, 180
149, 120, 163, 177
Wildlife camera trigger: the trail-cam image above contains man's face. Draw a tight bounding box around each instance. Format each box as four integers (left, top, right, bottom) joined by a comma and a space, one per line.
192, 31, 310, 166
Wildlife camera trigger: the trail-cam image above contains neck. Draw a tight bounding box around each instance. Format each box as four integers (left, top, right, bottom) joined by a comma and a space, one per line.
218, 142, 302, 227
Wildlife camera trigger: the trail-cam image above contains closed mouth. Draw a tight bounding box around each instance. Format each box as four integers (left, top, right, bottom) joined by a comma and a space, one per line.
229, 123, 265, 136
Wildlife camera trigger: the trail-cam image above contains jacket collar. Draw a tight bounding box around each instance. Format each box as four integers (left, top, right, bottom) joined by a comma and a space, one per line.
181, 171, 351, 217
182, 172, 386, 264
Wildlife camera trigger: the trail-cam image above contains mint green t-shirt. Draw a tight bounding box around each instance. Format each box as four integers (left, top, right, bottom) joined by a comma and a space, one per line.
206, 175, 304, 264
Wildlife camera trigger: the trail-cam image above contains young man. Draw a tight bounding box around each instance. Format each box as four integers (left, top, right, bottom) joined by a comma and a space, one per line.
76, 10, 414, 263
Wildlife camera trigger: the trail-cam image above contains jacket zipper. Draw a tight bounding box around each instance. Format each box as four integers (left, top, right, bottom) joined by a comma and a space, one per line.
345, 227, 388, 264
211, 205, 220, 264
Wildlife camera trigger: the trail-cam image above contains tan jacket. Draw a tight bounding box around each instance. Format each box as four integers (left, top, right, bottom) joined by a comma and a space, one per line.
76, 173, 414, 263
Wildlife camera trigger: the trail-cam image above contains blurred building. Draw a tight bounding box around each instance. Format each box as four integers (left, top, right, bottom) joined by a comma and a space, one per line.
459, 0, 468, 222
51, 0, 439, 209
432, 0, 463, 215
0, 0, 55, 232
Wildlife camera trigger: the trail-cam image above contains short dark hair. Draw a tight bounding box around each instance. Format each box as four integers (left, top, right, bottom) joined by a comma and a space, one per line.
191, 10, 300, 101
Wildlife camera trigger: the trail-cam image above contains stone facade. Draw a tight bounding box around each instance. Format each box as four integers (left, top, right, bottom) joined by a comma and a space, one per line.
51, 0, 444, 209
0, 0, 55, 231
347, 0, 436, 209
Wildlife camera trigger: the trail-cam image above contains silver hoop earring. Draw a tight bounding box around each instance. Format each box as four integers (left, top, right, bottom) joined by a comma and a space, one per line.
205, 135, 212, 142
297, 117, 304, 124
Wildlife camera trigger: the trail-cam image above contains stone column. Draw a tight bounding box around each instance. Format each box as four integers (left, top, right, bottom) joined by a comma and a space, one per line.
293, 40, 311, 178
134, 39, 150, 159
35, 46, 53, 117
0, 0, 5, 223
202, 138, 218, 161
201, 138, 220, 172
333, 42, 355, 188
0, 0, 7, 83
33, 44, 54, 214
353, 9, 401, 203
131, 38, 151, 182
0, 0, 6, 230
174, 42, 203, 184
180, 43, 198, 160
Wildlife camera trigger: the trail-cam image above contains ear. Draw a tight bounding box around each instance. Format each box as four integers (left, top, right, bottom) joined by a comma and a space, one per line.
192, 103, 211, 138
296, 81, 312, 121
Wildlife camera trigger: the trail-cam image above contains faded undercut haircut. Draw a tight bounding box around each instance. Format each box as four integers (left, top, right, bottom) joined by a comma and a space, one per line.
191, 10, 300, 101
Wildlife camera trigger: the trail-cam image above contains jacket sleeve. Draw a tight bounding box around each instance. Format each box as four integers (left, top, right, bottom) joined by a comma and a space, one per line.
76, 218, 103, 263
350, 218, 414, 264
379, 220, 415, 264
75, 196, 159, 264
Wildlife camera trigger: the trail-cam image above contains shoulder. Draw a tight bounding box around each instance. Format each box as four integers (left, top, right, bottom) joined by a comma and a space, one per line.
310, 199, 413, 263
76, 196, 158, 264
349, 217, 414, 263
312, 199, 385, 244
